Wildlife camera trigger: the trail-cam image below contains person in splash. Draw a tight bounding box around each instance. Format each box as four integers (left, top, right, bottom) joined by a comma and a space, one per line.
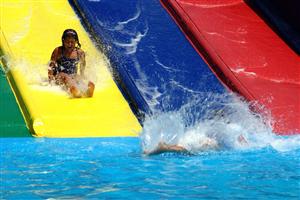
144, 134, 247, 155
48, 29, 95, 98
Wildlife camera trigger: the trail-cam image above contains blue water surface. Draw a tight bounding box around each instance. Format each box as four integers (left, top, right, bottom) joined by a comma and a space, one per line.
1, 137, 299, 199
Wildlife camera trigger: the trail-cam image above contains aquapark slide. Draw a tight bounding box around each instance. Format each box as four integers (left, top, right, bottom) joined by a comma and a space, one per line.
1, 0, 299, 137
70, 0, 226, 119
0, 1, 141, 137
160, 0, 300, 135
71, 0, 300, 135
0, 63, 30, 137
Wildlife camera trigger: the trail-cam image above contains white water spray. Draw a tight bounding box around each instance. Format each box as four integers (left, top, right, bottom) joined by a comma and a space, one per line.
140, 93, 300, 154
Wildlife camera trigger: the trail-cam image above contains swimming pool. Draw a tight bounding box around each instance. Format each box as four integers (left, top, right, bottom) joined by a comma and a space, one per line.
1, 1, 299, 199
1, 136, 299, 199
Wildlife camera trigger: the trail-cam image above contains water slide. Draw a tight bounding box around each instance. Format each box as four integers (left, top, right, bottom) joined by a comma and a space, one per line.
71, 0, 299, 135
70, 0, 226, 119
1, 0, 299, 137
160, 0, 300, 135
70, 0, 300, 134
0, 1, 141, 137
0, 62, 30, 137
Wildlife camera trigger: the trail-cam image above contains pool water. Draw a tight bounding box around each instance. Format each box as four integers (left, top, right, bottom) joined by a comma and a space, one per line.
1, 95, 300, 199
1, 136, 299, 199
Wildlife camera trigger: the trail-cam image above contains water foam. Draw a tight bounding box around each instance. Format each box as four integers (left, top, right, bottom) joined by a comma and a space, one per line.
3, 50, 108, 95
140, 93, 300, 154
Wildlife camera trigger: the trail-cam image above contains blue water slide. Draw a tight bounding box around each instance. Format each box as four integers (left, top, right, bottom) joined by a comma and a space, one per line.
69, 0, 226, 121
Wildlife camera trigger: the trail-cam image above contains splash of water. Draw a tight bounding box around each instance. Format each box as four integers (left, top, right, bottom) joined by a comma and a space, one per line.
3, 42, 111, 92
140, 93, 300, 154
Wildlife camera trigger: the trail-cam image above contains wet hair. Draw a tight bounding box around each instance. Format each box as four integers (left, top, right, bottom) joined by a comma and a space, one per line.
61, 29, 81, 48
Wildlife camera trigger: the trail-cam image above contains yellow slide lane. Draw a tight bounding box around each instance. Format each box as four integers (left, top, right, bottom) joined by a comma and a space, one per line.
0, 0, 141, 137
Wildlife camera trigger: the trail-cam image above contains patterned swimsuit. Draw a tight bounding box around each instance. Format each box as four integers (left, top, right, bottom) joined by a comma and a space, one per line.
54, 47, 79, 75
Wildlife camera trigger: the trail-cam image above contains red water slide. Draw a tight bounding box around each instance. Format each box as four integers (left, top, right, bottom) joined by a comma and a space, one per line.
161, 0, 300, 135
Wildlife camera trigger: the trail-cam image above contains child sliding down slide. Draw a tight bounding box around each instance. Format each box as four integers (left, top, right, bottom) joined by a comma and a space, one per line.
48, 29, 95, 98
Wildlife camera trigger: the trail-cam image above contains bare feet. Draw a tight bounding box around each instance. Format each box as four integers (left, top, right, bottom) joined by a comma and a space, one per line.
70, 86, 82, 98
86, 81, 95, 97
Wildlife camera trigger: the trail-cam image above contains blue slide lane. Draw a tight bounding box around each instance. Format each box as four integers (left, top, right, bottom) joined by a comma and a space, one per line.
70, 0, 226, 120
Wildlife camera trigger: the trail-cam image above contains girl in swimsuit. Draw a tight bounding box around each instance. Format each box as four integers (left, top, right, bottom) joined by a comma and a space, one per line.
48, 29, 95, 98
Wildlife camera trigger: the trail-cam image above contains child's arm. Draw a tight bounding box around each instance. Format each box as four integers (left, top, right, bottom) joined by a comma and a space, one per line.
79, 50, 86, 77
48, 48, 59, 81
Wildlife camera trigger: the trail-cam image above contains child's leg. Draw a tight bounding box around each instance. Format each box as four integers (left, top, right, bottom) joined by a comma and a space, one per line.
86, 81, 95, 97
72, 75, 95, 98
57, 73, 95, 98
57, 73, 82, 98
144, 142, 187, 155
74, 80, 95, 98
69, 86, 82, 98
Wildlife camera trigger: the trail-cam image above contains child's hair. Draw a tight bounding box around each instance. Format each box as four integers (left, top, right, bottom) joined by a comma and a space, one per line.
61, 29, 81, 48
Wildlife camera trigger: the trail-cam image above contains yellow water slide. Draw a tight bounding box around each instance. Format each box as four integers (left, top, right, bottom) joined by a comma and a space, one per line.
0, 0, 141, 137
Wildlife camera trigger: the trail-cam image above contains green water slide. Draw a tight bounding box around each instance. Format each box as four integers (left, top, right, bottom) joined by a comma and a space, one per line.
0, 60, 31, 137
